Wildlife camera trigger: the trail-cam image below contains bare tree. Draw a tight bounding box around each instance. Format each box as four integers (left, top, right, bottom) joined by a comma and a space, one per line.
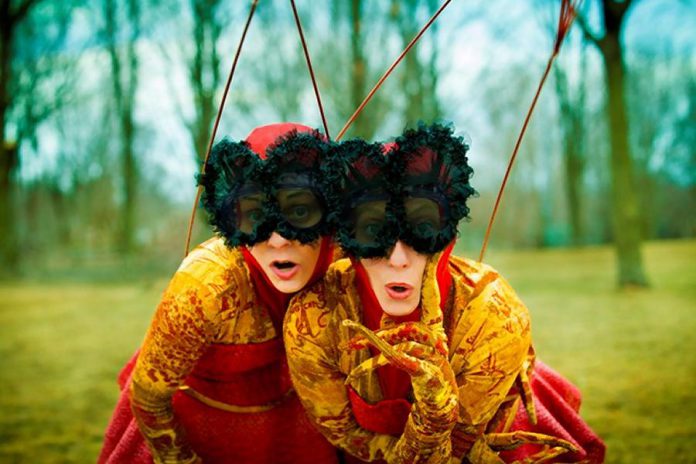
389, 0, 443, 125
251, 2, 306, 122
186, 0, 225, 164
0, 0, 78, 272
0, 0, 37, 271
577, 0, 648, 287
103, 0, 141, 253
348, 0, 371, 138
553, 36, 588, 246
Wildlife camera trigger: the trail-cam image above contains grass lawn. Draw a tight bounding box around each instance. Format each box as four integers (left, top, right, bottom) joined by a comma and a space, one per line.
0, 239, 694, 463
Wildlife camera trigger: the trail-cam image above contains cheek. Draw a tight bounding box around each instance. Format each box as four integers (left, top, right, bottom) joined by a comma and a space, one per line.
360, 260, 384, 283
300, 245, 321, 272
409, 257, 427, 289
373, 267, 393, 290
249, 244, 269, 264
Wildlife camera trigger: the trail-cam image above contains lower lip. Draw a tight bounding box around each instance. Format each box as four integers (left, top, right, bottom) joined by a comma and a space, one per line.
271, 264, 299, 280
385, 286, 413, 300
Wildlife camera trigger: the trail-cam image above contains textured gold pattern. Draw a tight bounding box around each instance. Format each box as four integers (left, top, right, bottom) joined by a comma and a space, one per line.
130, 237, 282, 463
284, 255, 536, 463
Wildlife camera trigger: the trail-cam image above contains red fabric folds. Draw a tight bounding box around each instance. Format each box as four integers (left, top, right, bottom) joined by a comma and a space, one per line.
99, 345, 338, 464
499, 361, 606, 464
186, 339, 291, 407
347, 386, 412, 437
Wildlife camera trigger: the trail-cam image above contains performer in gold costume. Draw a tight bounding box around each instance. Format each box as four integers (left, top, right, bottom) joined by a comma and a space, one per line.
98, 123, 339, 464
284, 123, 605, 463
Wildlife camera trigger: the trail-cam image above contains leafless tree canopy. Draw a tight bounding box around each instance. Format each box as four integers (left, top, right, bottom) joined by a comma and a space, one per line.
0, 0, 693, 287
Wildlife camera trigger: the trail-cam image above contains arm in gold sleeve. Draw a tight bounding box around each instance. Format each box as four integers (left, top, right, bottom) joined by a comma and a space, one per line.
130, 271, 219, 464
284, 286, 452, 464
447, 271, 533, 461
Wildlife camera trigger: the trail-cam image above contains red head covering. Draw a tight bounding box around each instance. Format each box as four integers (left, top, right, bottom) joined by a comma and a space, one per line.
239, 123, 334, 331
245, 122, 313, 159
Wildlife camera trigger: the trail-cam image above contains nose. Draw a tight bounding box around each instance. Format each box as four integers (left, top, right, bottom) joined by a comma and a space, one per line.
267, 232, 291, 248
387, 241, 410, 269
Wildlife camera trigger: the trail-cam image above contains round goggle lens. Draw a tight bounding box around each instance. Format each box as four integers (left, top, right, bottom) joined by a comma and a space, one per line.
236, 191, 266, 234
277, 187, 324, 229
352, 199, 388, 246
404, 196, 445, 238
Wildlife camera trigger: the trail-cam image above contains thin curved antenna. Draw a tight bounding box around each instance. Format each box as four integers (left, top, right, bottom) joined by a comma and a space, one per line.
336, 0, 452, 141
478, 0, 580, 262
183, 0, 259, 257
290, 0, 330, 138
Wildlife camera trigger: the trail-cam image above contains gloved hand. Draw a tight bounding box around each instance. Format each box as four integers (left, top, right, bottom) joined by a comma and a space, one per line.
344, 320, 459, 434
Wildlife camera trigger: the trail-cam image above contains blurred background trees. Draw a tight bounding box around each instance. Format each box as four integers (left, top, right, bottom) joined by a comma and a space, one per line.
577, 0, 647, 286
1, 0, 694, 287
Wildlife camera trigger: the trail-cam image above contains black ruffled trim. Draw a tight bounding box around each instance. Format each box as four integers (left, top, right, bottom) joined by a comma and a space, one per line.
323, 139, 399, 258
393, 122, 476, 254
198, 130, 332, 247
198, 138, 267, 248
325, 122, 476, 258
264, 129, 333, 244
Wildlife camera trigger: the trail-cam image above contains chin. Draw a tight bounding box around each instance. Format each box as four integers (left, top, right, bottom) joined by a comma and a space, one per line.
271, 279, 305, 294
269, 276, 307, 293
381, 301, 419, 317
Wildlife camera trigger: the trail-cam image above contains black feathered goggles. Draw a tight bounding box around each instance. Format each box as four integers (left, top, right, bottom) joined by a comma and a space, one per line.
199, 129, 330, 247
328, 124, 476, 259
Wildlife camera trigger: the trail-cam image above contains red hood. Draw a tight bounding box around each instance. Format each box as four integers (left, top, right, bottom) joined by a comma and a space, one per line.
245, 122, 314, 159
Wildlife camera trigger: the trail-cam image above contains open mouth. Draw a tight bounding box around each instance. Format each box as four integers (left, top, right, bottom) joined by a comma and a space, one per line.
271, 260, 299, 279
385, 282, 414, 300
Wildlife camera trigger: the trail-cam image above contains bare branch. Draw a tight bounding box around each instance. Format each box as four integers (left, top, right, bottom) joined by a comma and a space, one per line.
157, 42, 189, 130
574, 10, 601, 48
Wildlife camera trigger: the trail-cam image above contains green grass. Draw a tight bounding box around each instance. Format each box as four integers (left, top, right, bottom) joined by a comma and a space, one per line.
0, 280, 166, 463
481, 239, 696, 464
1, 240, 694, 463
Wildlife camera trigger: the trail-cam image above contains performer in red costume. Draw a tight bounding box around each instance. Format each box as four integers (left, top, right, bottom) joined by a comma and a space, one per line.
98, 123, 339, 464
284, 123, 605, 463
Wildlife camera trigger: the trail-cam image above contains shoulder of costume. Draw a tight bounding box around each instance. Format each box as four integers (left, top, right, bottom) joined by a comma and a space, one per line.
286, 257, 355, 318
174, 236, 249, 298
325, 257, 355, 288
446, 254, 530, 334
447, 254, 500, 289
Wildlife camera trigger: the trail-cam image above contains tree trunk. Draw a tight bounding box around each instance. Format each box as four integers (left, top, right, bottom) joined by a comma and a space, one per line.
392, 0, 442, 125
0, 1, 29, 272
0, 142, 19, 271
1, 22, 17, 270
185, 0, 223, 234
395, 0, 424, 124
104, 0, 139, 253
424, 0, 442, 121
122, 0, 139, 253
189, 0, 221, 164
120, 96, 136, 253
599, 26, 648, 287
349, 0, 372, 139
564, 136, 583, 245
554, 59, 585, 246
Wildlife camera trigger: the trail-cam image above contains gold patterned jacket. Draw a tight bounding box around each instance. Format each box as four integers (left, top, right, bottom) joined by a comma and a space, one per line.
284, 254, 533, 463
130, 237, 285, 463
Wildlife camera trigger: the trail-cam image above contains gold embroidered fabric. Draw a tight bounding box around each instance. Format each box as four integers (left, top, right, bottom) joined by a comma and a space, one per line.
130, 237, 282, 463
284, 255, 533, 463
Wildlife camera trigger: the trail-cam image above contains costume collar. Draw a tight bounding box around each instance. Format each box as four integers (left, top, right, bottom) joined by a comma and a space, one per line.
240, 236, 334, 333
